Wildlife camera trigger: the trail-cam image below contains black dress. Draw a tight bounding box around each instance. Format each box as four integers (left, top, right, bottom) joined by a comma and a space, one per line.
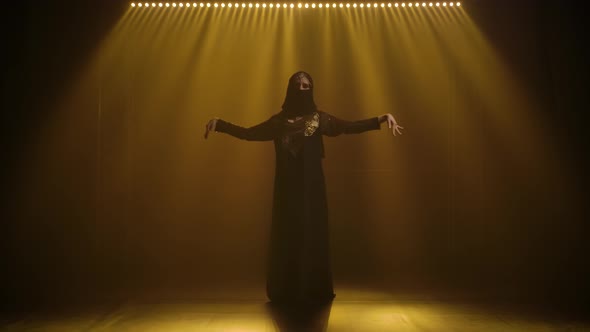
215, 111, 381, 303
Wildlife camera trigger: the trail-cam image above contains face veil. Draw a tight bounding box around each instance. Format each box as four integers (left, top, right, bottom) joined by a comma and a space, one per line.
281, 71, 318, 117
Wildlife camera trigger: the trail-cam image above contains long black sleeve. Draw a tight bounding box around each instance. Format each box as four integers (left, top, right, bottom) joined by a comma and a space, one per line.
319, 111, 381, 137
215, 115, 279, 141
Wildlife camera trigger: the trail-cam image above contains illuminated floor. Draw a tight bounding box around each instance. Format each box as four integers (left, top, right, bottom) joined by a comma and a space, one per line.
2, 289, 589, 331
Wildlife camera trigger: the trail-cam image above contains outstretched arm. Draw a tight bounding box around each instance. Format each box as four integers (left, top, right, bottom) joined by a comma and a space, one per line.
204, 116, 278, 141
320, 112, 403, 137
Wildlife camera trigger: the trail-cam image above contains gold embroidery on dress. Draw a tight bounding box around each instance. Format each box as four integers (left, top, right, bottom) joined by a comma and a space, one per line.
304, 112, 320, 136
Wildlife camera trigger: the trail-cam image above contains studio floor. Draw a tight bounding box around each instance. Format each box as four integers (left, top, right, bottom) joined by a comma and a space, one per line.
2, 288, 588, 331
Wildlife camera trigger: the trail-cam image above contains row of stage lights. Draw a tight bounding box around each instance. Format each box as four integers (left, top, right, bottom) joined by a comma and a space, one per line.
130, 2, 461, 8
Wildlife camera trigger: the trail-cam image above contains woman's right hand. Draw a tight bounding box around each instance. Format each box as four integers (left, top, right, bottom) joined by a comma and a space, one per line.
204, 118, 219, 139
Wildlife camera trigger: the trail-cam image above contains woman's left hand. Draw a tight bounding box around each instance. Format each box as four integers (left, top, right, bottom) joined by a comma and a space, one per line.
379, 113, 404, 136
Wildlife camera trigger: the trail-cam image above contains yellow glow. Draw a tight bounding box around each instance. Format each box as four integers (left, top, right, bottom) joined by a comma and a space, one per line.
457, 2, 460, 6
214, 3, 218, 7
144, 2, 148, 6
199, 2, 203, 6
298, 3, 302, 7
248, 3, 252, 7
332, 3, 336, 8
312, 3, 316, 7
415, 2, 419, 6
387, 2, 391, 6
450, 2, 454, 6
436, 2, 439, 6
242, 2, 246, 7
179, 2, 183, 6
290, 3, 294, 7
305, 3, 308, 7
228, 2, 232, 6
360, 3, 363, 7
186, 2, 190, 6
319, 3, 322, 7
381, 3, 385, 7
339, 3, 343, 7
193, 2, 197, 6
429, 2, 433, 6
263, 3, 266, 7
353, 3, 357, 7
283, 3, 287, 7
401, 3, 405, 7
443, 2, 447, 6
131, 3, 136, 6
395, 3, 398, 7
166, 2, 170, 6
408, 3, 412, 6
422, 2, 426, 6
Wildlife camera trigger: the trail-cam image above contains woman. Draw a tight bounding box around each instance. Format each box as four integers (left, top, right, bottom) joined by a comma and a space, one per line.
204, 71, 403, 304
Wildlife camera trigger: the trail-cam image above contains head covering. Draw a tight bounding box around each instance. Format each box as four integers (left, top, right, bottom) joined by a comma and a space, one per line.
281, 71, 318, 117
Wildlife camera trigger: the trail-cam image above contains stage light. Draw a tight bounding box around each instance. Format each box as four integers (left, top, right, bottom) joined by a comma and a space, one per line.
248, 3, 252, 7
359, 3, 363, 7
179, 2, 183, 6
263, 3, 267, 7
387, 2, 391, 7
408, 3, 412, 7
450, 2, 453, 6
443, 2, 447, 6
401, 3, 405, 7
339, 3, 343, 7
166, 2, 171, 6
298, 3, 302, 7
221, 3, 225, 7
429, 2, 433, 6
242, 3, 246, 7
131, 3, 136, 6
457, 2, 461, 6
346, 3, 350, 7
283, 3, 287, 7
332, 3, 336, 8
144, 2, 149, 6
290, 3, 294, 7
415, 2, 419, 6
422, 2, 426, 6
381, 3, 385, 7
193, 2, 197, 6
159, 3, 163, 7
311, 3, 316, 7
305, 3, 308, 7
436, 2, 439, 6
319, 3, 322, 7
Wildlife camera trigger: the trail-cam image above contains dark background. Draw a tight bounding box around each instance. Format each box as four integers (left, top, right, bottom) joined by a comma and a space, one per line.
2, 0, 588, 314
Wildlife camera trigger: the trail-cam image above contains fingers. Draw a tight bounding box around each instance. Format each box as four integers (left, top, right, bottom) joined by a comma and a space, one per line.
204, 122, 211, 139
